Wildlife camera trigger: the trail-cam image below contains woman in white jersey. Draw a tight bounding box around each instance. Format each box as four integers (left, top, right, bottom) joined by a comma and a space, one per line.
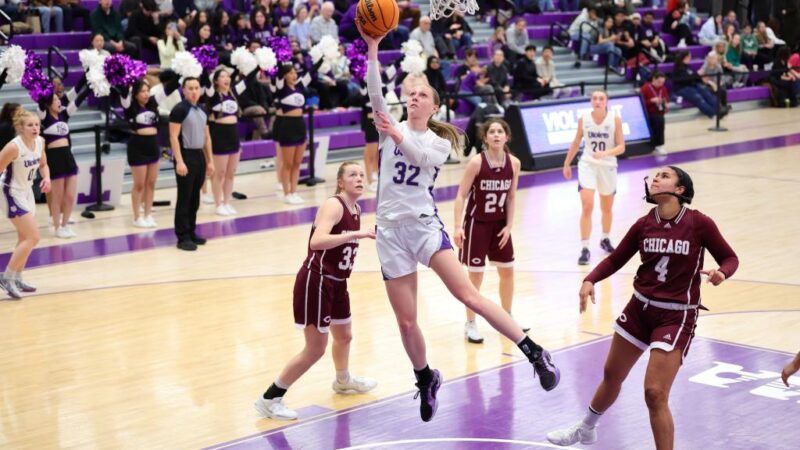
360, 25, 560, 423
0, 109, 51, 299
562, 90, 625, 266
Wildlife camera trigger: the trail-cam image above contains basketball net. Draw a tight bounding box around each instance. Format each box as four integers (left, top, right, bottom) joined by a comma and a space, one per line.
428, 0, 479, 20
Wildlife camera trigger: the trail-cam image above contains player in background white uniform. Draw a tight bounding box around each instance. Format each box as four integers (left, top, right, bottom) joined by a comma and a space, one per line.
0, 109, 51, 299
360, 25, 560, 424
562, 90, 625, 266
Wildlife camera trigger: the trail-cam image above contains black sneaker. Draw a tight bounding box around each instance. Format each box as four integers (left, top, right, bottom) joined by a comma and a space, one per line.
232, 192, 248, 200
532, 350, 560, 392
177, 240, 198, 251
600, 238, 615, 253
413, 369, 442, 422
190, 235, 207, 245
578, 248, 590, 265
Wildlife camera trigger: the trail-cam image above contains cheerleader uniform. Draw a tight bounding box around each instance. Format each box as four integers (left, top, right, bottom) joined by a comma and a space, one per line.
273, 82, 307, 147
39, 81, 89, 179
207, 92, 241, 155
122, 96, 161, 166
360, 86, 379, 144
0, 136, 43, 218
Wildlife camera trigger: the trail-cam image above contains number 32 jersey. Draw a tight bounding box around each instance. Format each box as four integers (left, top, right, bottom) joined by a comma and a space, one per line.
302, 197, 361, 280
580, 111, 618, 168
465, 152, 513, 222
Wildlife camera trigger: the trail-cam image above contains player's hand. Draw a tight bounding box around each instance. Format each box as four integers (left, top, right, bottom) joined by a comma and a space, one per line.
375, 111, 400, 142
39, 177, 51, 194
206, 162, 215, 177
579, 281, 595, 314
700, 269, 726, 286
592, 150, 607, 159
356, 229, 376, 240
782, 359, 800, 387
562, 164, 572, 180
356, 21, 383, 48
453, 227, 465, 249
176, 162, 188, 176
497, 226, 511, 249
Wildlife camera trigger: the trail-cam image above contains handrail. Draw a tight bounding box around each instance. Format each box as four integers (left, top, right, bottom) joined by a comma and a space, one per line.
0, 8, 13, 43
47, 46, 69, 81
575, 20, 600, 67
548, 22, 571, 48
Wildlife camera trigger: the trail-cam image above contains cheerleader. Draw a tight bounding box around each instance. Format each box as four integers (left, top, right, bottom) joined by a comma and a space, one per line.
273, 63, 308, 205
38, 75, 90, 239
121, 79, 171, 227
206, 67, 244, 216
0, 109, 51, 299
360, 83, 379, 192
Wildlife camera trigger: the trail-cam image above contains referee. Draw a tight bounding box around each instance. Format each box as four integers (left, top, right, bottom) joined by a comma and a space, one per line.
169, 77, 215, 251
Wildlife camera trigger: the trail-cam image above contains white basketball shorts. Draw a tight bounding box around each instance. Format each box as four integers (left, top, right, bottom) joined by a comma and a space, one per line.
578, 159, 617, 196
377, 215, 454, 280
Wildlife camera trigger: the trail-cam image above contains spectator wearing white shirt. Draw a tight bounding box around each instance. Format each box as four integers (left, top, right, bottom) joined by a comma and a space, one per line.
289, 4, 312, 50
310, 1, 337, 44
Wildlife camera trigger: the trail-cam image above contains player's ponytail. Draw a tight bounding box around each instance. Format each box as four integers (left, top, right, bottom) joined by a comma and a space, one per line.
426, 87, 464, 154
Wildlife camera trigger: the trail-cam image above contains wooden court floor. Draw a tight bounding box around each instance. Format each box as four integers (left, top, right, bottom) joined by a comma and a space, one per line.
0, 109, 798, 449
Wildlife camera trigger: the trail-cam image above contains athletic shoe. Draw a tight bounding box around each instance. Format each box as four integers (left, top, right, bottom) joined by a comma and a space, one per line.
578, 248, 590, 265
16, 279, 36, 293
332, 375, 378, 394
254, 397, 298, 421
510, 314, 531, 333
65, 226, 77, 238
145, 215, 158, 228
134, 217, 150, 228
288, 193, 305, 205
202, 194, 215, 205
225, 204, 237, 215
190, 235, 207, 245
600, 238, 615, 253
532, 350, 560, 392
177, 240, 197, 251
464, 320, 484, 344
654, 146, 667, 156
275, 182, 284, 193
414, 369, 442, 422
0, 277, 22, 299
215, 205, 231, 216
55, 227, 72, 239
546, 421, 598, 446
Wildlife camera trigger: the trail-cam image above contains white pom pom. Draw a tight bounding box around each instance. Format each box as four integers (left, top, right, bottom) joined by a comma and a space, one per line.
318, 62, 331, 75
402, 40, 423, 57
400, 54, 426, 75
87, 66, 111, 97
79, 49, 102, 71
254, 47, 277, 71
171, 51, 203, 78
230, 47, 258, 75
0, 45, 27, 84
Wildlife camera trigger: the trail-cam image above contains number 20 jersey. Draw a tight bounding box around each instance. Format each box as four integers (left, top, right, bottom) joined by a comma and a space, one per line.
302, 197, 361, 280
465, 152, 513, 222
580, 111, 618, 168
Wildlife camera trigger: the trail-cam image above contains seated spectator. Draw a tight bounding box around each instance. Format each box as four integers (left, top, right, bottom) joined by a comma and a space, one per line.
173, 0, 199, 26
331, 43, 360, 107
635, 11, 666, 63
184, 9, 209, 43
310, 1, 337, 44
712, 39, 748, 86
536, 46, 570, 97
289, 4, 312, 50
699, 52, 730, 111
672, 50, 719, 118
232, 12, 252, 47
459, 68, 495, 108
725, 34, 750, 86
272, 0, 293, 33
506, 18, 530, 61
187, 21, 212, 49
57, 0, 92, 32
304, 0, 321, 20
722, 9, 739, 33
0, 0, 30, 25
91, 0, 139, 58
770, 47, 799, 107
612, 10, 636, 62
250, 7, 272, 45
663, 0, 697, 47
398, 0, 420, 30
722, 23, 736, 43
213, 9, 235, 53
486, 49, 512, 105
489, 25, 510, 61
410, 16, 438, 58
432, 12, 473, 60
455, 47, 480, 79
126, 0, 161, 51
593, 16, 625, 74
424, 55, 449, 101
514, 44, 552, 100
31, 0, 64, 33
158, 21, 185, 68
90, 32, 112, 56
698, 14, 723, 46
640, 70, 668, 155
755, 21, 785, 69
568, 6, 601, 60
741, 24, 758, 69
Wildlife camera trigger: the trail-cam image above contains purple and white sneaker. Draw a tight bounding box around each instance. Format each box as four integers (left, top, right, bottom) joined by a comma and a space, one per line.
533, 350, 560, 391
414, 369, 442, 422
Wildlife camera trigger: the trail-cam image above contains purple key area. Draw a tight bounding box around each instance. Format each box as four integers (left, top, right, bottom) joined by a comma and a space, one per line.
208, 337, 799, 450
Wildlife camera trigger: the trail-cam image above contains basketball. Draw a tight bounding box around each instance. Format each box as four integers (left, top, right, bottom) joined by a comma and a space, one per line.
357, 0, 400, 38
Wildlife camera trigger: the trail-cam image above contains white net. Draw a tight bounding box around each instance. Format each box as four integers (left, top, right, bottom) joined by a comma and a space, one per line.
428, 0, 479, 21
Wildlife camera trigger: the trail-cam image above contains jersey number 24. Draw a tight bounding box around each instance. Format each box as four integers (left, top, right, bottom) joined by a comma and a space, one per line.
485, 192, 507, 214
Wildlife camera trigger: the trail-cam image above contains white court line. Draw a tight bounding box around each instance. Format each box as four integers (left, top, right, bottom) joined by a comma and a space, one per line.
209, 337, 611, 449
337, 437, 582, 450
695, 336, 795, 356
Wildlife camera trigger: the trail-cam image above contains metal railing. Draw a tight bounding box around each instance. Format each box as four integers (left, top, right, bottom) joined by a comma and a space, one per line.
0, 8, 13, 44
47, 46, 69, 81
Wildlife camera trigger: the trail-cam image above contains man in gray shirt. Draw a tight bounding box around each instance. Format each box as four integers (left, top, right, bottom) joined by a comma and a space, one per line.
310, 1, 337, 44
506, 18, 530, 60
169, 77, 215, 251
409, 16, 437, 57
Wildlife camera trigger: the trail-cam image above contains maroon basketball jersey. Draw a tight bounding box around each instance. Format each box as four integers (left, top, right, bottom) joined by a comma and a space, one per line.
302, 196, 361, 279
465, 152, 514, 222
587, 207, 739, 306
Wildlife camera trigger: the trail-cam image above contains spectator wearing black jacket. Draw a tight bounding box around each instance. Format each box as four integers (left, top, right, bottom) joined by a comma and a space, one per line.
486, 49, 512, 105
770, 47, 799, 107
672, 51, 719, 118
126, 0, 161, 50
431, 12, 473, 61
237, 69, 272, 141
512, 45, 553, 100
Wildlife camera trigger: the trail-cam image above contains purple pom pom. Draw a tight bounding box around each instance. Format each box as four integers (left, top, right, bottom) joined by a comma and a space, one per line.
22, 52, 54, 103
104, 54, 147, 87
346, 40, 368, 81
191, 45, 219, 72
267, 36, 293, 63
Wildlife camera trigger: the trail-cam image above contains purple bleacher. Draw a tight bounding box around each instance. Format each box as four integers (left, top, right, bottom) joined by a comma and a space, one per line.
378, 50, 402, 65
12, 32, 91, 50
726, 86, 770, 102
526, 26, 552, 40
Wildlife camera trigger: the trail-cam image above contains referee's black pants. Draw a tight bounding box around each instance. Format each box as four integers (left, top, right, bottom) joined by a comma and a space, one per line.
174, 149, 206, 243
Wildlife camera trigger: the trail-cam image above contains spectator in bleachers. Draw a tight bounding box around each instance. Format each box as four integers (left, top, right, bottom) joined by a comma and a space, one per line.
663, 0, 697, 48
699, 52, 730, 111
432, 12, 473, 61
611, 10, 636, 62
337, 2, 359, 41
636, 12, 667, 63
712, 39, 748, 86
537, 0, 555, 12
722, 9, 740, 32
250, 7, 272, 44
303, 0, 321, 20
0, 0, 29, 25
536, 45, 571, 97
770, 46, 799, 107
187, 21, 212, 48
91, 0, 140, 58
158, 21, 185, 68
232, 12, 252, 47
424, 55, 448, 99
331, 43, 361, 106
397, 0, 420, 30
776, 0, 799, 49
640, 70, 668, 155
514, 44, 552, 100
185, 9, 209, 42
173, 0, 199, 28
560, 0, 579, 11
90, 32, 112, 55
410, 16, 437, 57
213, 9, 235, 52
456, 47, 480, 78
272, 0, 293, 33
569, 6, 601, 60
489, 25, 510, 61
119, 0, 139, 30
699, 14, 723, 46
126, 0, 161, 51
722, 23, 737, 42
673, 50, 720, 118
459, 67, 495, 108
194, 0, 219, 11
57, 0, 91, 32
740, 23, 758, 69
289, 4, 312, 50
31, 0, 64, 33
487, 48, 512, 105
237, 66, 272, 141
506, 18, 530, 60
310, 1, 337, 44
755, 21, 785, 68
593, 16, 625, 74
725, 33, 750, 86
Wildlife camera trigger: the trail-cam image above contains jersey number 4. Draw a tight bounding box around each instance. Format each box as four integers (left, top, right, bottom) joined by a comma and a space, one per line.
338, 247, 358, 271
655, 256, 669, 282
485, 192, 507, 214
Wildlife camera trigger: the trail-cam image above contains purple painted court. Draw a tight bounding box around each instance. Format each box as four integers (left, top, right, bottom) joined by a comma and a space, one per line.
205, 337, 798, 450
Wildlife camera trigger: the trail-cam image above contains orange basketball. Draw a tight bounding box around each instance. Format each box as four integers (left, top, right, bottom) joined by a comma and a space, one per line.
357, 0, 400, 38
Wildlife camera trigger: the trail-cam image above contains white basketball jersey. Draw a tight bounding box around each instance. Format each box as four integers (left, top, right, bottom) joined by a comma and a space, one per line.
580, 111, 618, 167
3, 136, 42, 192
377, 123, 450, 223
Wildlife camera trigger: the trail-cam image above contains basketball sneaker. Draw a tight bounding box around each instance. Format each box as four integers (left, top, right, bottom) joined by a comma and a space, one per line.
215, 205, 231, 216
546, 421, 598, 446
225, 204, 237, 215
464, 320, 484, 343
600, 238, 615, 253
332, 375, 377, 394
145, 215, 158, 228
414, 369, 442, 422
578, 248, 590, 265
16, 279, 37, 293
254, 397, 298, 421
532, 349, 560, 391
134, 217, 150, 228
0, 277, 22, 299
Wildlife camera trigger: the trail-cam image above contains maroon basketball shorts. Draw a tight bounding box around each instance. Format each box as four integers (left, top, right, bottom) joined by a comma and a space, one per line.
459, 219, 514, 272
613, 293, 699, 362
293, 267, 351, 333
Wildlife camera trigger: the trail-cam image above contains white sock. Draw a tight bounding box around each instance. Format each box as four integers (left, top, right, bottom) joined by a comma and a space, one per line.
336, 369, 351, 384
274, 377, 291, 390
4, 270, 18, 281
581, 240, 589, 250
582, 405, 602, 428
601, 233, 610, 240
